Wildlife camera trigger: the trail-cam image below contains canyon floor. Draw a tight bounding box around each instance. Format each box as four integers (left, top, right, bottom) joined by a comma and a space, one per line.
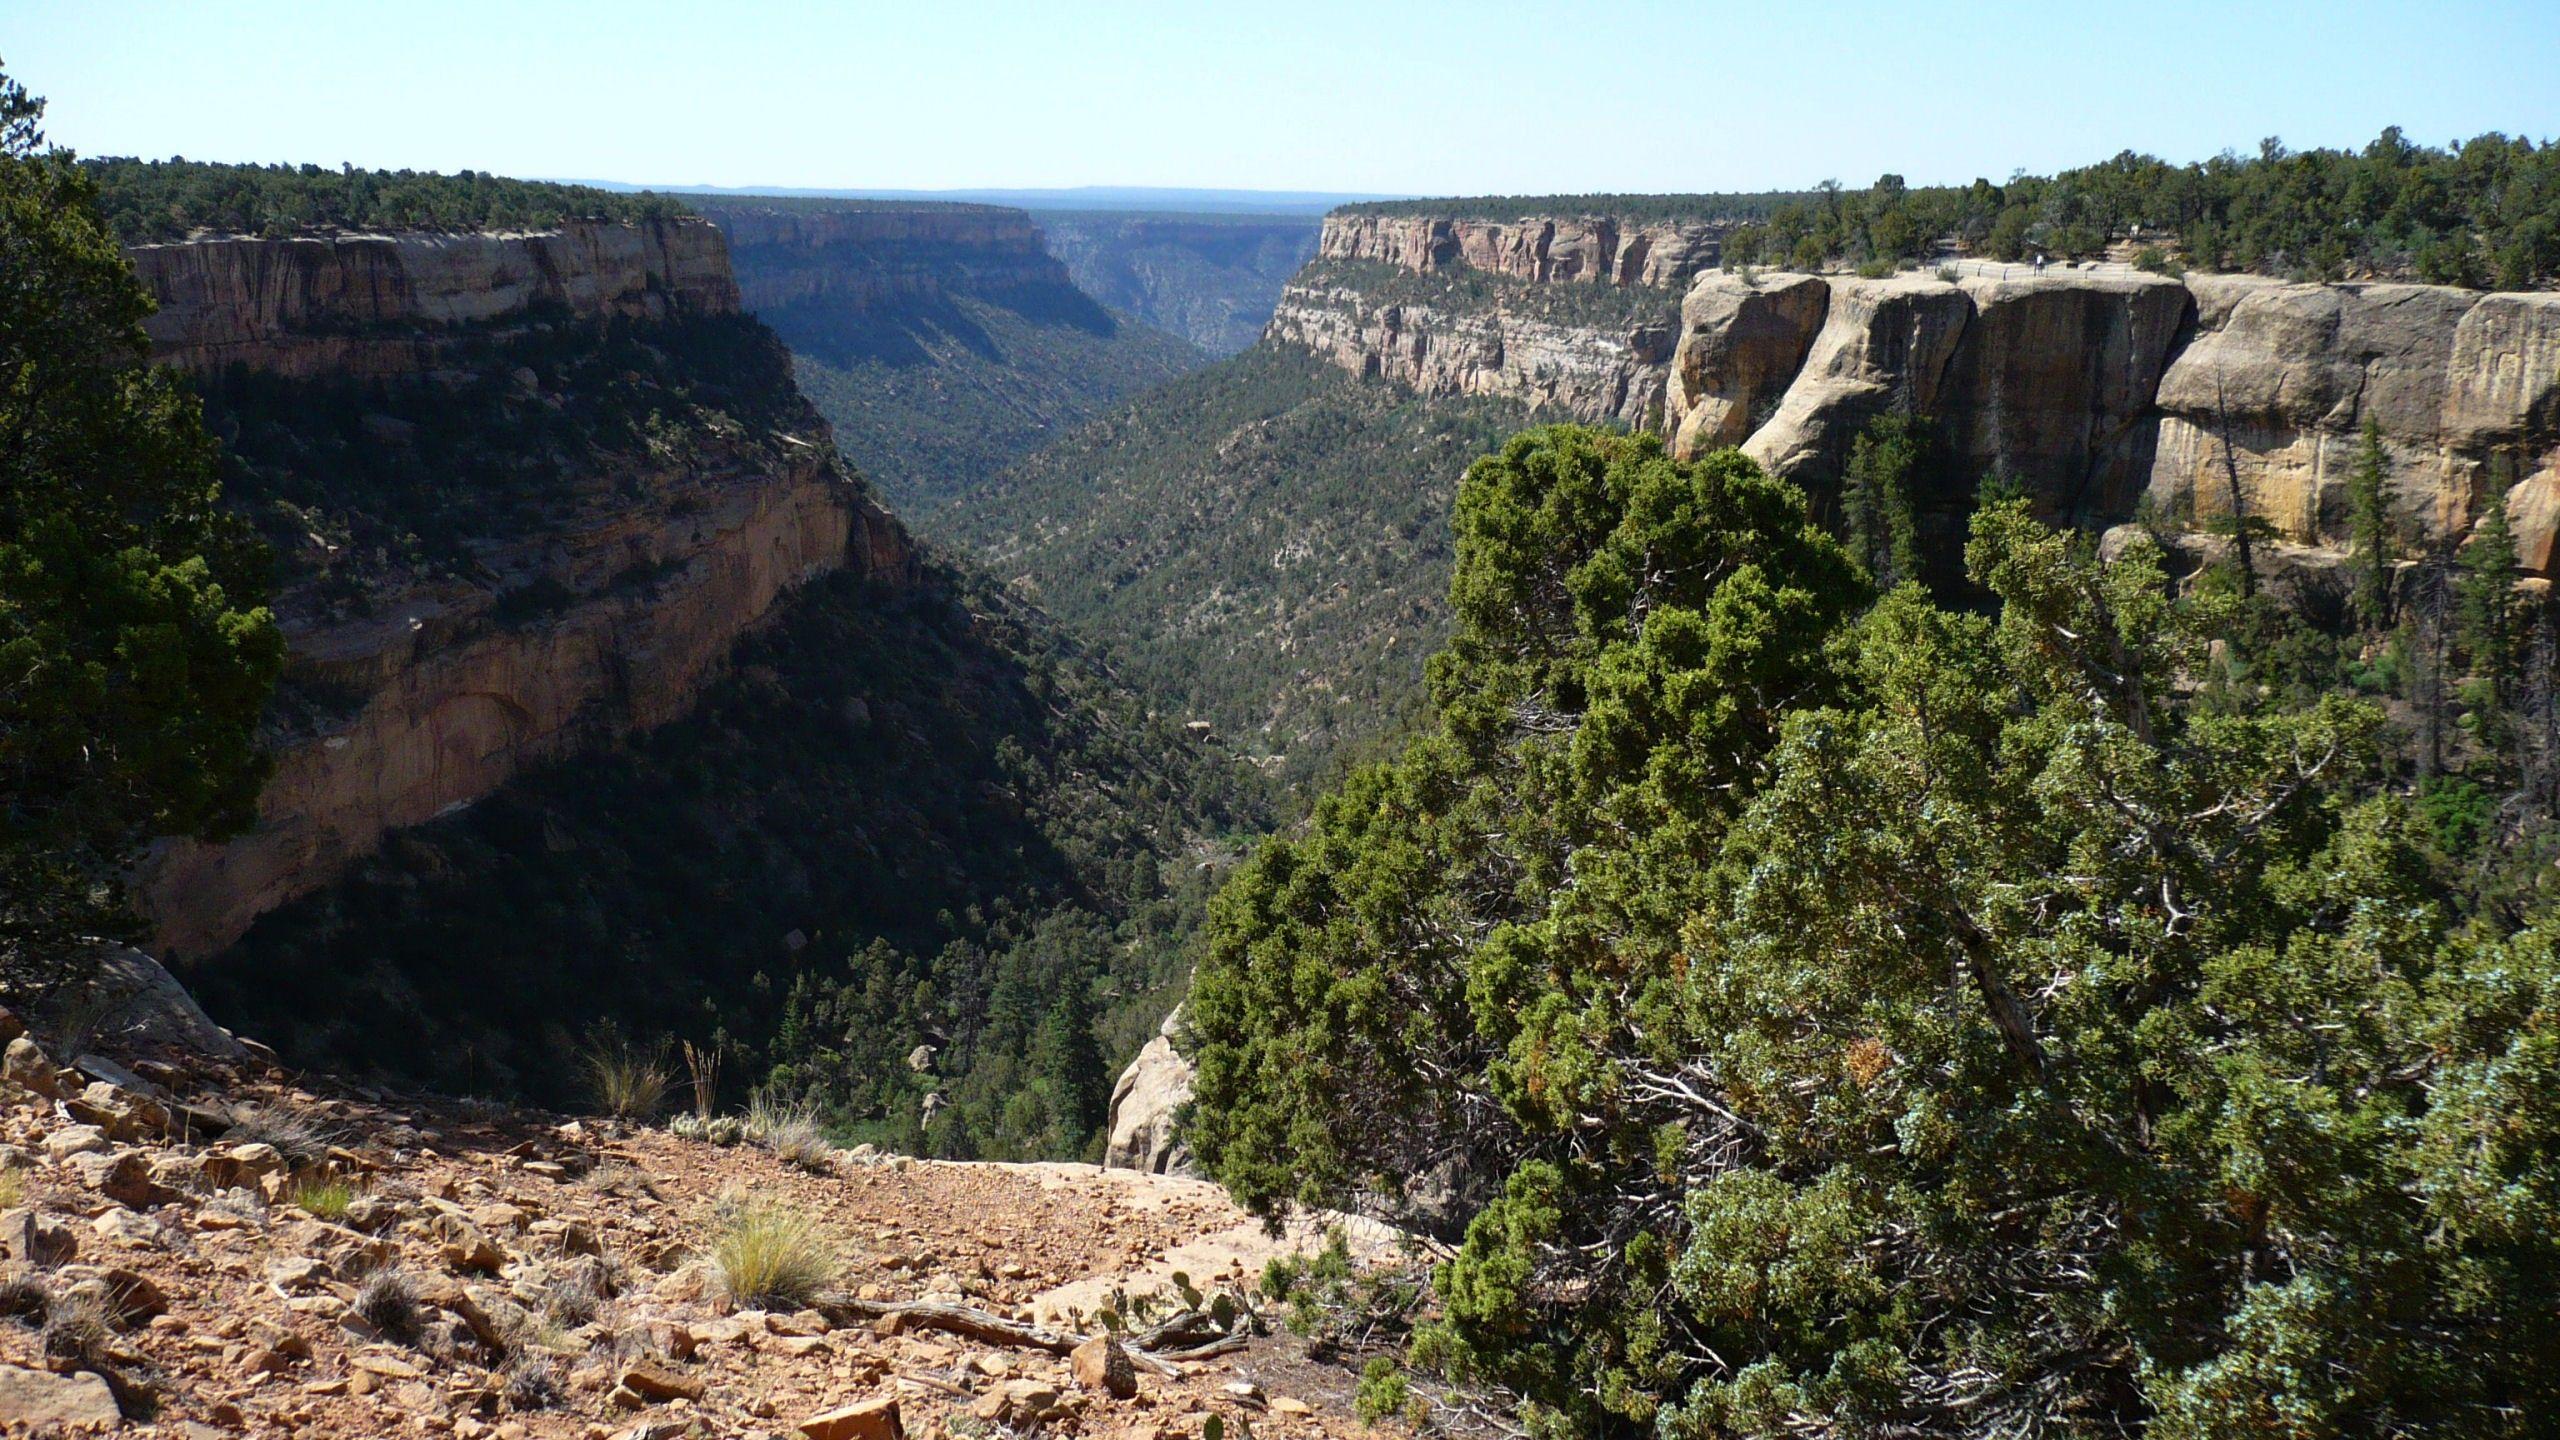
0, 1013, 1404, 1440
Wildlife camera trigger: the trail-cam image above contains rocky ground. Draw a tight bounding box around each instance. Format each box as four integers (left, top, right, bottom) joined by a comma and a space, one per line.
0, 1005, 1405, 1440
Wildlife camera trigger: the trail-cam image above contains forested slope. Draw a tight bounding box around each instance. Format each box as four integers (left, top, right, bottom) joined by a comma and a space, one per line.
950, 345, 1536, 791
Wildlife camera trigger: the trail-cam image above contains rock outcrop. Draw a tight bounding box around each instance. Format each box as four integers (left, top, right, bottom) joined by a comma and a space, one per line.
131, 221, 913, 959
1267, 264, 1675, 428
128, 217, 739, 379
1103, 1007, 1195, 1176
1319, 211, 1730, 288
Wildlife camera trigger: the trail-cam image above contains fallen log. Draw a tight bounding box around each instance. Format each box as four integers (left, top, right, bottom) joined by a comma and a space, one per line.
813, 1294, 1196, 1377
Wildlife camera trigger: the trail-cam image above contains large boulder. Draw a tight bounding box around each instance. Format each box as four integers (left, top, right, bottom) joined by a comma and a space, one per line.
1104, 1007, 1195, 1175
1667, 271, 1829, 455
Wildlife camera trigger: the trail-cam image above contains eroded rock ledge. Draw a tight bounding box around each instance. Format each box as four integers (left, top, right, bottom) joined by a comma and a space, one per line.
131, 222, 914, 960
1667, 270, 2560, 573
1272, 212, 2560, 580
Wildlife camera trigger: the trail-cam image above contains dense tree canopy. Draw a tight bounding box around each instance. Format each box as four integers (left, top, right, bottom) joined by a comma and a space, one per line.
1188, 425, 2560, 1435
0, 66, 280, 989
82, 157, 689, 242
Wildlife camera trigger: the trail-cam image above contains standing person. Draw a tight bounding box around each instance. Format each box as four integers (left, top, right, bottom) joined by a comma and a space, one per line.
2034, 252, 2046, 275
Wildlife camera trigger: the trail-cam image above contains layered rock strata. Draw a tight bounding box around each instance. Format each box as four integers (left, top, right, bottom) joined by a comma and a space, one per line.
128, 218, 739, 379
131, 221, 911, 958
1659, 269, 2560, 570
1267, 263, 1676, 428
1318, 212, 1729, 288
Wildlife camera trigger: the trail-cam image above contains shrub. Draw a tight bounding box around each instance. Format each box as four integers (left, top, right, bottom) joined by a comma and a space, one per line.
224, 1102, 339, 1170
580, 1036, 671, 1121
707, 1192, 837, 1310
353, 1269, 423, 1345
746, 1097, 832, 1172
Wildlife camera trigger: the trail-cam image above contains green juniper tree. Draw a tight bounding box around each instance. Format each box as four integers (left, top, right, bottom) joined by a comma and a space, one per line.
1191, 425, 2560, 1437
0, 62, 281, 995
2347, 418, 2396, 630
1838, 414, 1924, 590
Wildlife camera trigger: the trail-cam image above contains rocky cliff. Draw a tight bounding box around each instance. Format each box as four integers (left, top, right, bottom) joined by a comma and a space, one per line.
131, 220, 911, 959
1268, 212, 1718, 429
1664, 269, 2560, 575
1317, 211, 1728, 288
1274, 205, 2560, 581
686, 201, 1071, 317
128, 217, 740, 379
1034, 212, 1319, 355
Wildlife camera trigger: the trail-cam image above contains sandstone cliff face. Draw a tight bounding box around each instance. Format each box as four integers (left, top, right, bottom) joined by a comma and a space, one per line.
1657, 268, 2560, 575
127, 218, 739, 379
1286, 213, 2560, 581
1319, 212, 1728, 288
1267, 267, 1674, 428
688, 202, 1072, 317
134, 223, 912, 959
2147, 278, 2560, 562
1268, 213, 1737, 428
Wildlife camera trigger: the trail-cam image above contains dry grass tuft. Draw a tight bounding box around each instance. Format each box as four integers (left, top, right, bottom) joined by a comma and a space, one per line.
581, 1037, 672, 1122
502, 1356, 565, 1411
745, 1097, 834, 1172
708, 1191, 838, 1311
354, 1268, 424, 1345
224, 1101, 339, 1169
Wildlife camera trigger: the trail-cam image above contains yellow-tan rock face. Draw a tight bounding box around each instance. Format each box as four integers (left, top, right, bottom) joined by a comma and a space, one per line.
1654, 267, 2560, 576
128, 218, 741, 379
130, 222, 913, 959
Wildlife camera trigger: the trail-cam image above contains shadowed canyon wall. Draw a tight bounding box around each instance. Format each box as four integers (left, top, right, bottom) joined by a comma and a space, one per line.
129, 217, 911, 959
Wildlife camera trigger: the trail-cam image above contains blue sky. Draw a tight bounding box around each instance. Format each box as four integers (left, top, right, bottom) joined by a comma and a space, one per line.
7, 0, 2555, 196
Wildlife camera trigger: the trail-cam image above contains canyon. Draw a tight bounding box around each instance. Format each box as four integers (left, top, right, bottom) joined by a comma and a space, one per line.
1033, 212, 1321, 356
689, 197, 1203, 514
127, 217, 913, 961
1268, 209, 2560, 581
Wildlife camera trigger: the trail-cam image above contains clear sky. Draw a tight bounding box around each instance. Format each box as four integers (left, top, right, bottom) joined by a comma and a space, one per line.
6, 0, 2555, 197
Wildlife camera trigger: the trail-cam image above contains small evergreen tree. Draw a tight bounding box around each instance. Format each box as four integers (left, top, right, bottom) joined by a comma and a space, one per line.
1839, 414, 1924, 589
0, 62, 281, 995
2457, 486, 2520, 703
2346, 418, 2395, 628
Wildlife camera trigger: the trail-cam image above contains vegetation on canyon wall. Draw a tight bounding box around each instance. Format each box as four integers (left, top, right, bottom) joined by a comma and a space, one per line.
780, 284, 1201, 516
0, 71, 281, 991
951, 344, 1538, 793
194, 555, 1266, 1162
84, 157, 689, 241
1188, 425, 2560, 1435
204, 309, 827, 597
